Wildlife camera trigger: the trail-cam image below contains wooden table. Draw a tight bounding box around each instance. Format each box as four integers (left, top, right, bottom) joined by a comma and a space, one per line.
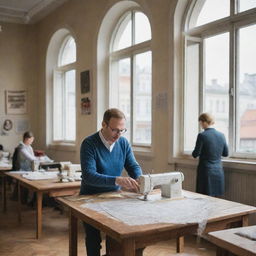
4, 172, 81, 239
208, 225, 256, 256
57, 190, 256, 256
0, 165, 12, 212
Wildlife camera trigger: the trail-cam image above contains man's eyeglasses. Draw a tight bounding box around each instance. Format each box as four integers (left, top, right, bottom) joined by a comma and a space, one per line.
108, 125, 127, 135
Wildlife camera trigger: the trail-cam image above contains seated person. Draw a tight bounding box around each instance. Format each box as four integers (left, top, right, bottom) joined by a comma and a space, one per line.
80, 108, 142, 256
13, 131, 37, 171
11, 131, 37, 204
0, 144, 3, 159
12, 132, 60, 208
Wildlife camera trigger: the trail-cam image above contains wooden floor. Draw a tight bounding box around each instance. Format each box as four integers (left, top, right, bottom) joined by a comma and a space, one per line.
0, 189, 216, 256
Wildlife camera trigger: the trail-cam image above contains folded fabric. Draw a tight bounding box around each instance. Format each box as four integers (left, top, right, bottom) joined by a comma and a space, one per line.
236, 228, 256, 241
22, 171, 59, 180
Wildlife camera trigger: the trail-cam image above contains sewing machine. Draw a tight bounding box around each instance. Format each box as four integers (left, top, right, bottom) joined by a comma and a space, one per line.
39, 162, 62, 171
139, 171, 184, 200
38, 162, 64, 181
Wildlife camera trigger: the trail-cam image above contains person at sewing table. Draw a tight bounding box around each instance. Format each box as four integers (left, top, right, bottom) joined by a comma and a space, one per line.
10, 131, 37, 204
192, 113, 228, 197
80, 108, 142, 256
13, 131, 37, 171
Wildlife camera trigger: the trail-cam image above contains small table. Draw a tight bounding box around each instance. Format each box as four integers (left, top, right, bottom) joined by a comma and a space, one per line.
57, 190, 256, 256
4, 172, 81, 239
208, 225, 256, 256
0, 165, 12, 212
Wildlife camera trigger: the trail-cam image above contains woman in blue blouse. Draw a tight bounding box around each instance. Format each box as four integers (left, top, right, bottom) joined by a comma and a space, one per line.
192, 113, 228, 196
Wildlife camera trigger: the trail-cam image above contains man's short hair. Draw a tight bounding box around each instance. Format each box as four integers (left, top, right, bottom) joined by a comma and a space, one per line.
198, 113, 215, 125
23, 131, 34, 141
103, 108, 126, 124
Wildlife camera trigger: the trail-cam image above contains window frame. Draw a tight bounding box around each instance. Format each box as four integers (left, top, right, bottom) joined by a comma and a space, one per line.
52, 35, 77, 144
183, 0, 256, 159
109, 9, 152, 147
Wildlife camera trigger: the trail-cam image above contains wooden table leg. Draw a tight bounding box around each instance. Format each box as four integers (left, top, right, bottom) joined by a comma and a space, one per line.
106, 236, 136, 256
2, 175, 7, 213
242, 215, 249, 227
18, 181, 21, 223
216, 246, 229, 256
106, 236, 115, 256
216, 247, 222, 256
135, 248, 145, 256
69, 210, 78, 256
121, 239, 136, 256
36, 191, 43, 239
176, 236, 184, 253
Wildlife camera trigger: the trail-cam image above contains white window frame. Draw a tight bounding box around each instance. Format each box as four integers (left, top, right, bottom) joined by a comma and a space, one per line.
183, 0, 256, 159
52, 35, 76, 144
109, 9, 152, 147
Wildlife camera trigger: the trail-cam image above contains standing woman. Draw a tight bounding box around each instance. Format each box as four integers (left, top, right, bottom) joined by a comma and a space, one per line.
192, 113, 228, 197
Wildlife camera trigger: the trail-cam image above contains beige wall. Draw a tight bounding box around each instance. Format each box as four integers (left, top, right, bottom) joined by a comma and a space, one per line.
0, 0, 255, 218
0, 0, 179, 166
34, 0, 178, 166
0, 22, 38, 153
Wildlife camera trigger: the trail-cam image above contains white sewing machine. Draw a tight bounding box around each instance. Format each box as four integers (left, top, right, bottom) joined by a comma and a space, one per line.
139, 171, 184, 200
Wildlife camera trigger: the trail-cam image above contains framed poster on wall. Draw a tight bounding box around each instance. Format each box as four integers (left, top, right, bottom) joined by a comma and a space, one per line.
5, 90, 27, 114
80, 70, 90, 94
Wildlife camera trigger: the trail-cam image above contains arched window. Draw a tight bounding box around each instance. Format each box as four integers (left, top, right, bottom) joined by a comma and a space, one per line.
110, 10, 152, 146
183, 0, 256, 156
53, 35, 76, 142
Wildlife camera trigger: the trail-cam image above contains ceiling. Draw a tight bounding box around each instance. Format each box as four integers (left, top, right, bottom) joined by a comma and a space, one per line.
0, 0, 68, 24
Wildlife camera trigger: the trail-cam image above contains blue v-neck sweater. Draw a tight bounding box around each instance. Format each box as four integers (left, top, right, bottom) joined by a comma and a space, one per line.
80, 132, 142, 194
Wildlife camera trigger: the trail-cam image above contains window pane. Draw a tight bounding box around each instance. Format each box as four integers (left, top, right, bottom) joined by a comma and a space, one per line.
194, 0, 230, 27
111, 58, 131, 141
113, 13, 132, 51
133, 52, 152, 145
135, 12, 151, 44
237, 25, 256, 153
53, 71, 63, 140
184, 41, 200, 151
64, 70, 76, 141
59, 37, 76, 66
204, 33, 229, 141
238, 0, 256, 12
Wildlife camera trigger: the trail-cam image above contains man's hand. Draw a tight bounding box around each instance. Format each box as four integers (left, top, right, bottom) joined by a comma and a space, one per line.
115, 177, 140, 192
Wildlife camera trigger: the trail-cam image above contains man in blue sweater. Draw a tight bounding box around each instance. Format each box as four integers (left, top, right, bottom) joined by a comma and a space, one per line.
80, 108, 142, 256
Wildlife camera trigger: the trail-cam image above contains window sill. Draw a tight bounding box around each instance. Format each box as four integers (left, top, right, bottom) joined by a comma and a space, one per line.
48, 143, 76, 152
169, 155, 256, 172
133, 146, 153, 159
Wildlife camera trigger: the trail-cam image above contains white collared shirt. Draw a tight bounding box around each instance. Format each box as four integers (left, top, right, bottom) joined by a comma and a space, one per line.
19, 141, 36, 161
99, 130, 115, 152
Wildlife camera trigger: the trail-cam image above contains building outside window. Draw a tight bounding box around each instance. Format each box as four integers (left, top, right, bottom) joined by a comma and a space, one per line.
53, 36, 76, 142
110, 10, 152, 146
183, 0, 256, 156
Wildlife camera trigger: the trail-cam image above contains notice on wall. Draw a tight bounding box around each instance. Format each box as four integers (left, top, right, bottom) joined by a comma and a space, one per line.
5, 90, 27, 114
81, 97, 91, 115
80, 70, 90, 94
156, 92, 168, 111
15, 119, 30, 134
